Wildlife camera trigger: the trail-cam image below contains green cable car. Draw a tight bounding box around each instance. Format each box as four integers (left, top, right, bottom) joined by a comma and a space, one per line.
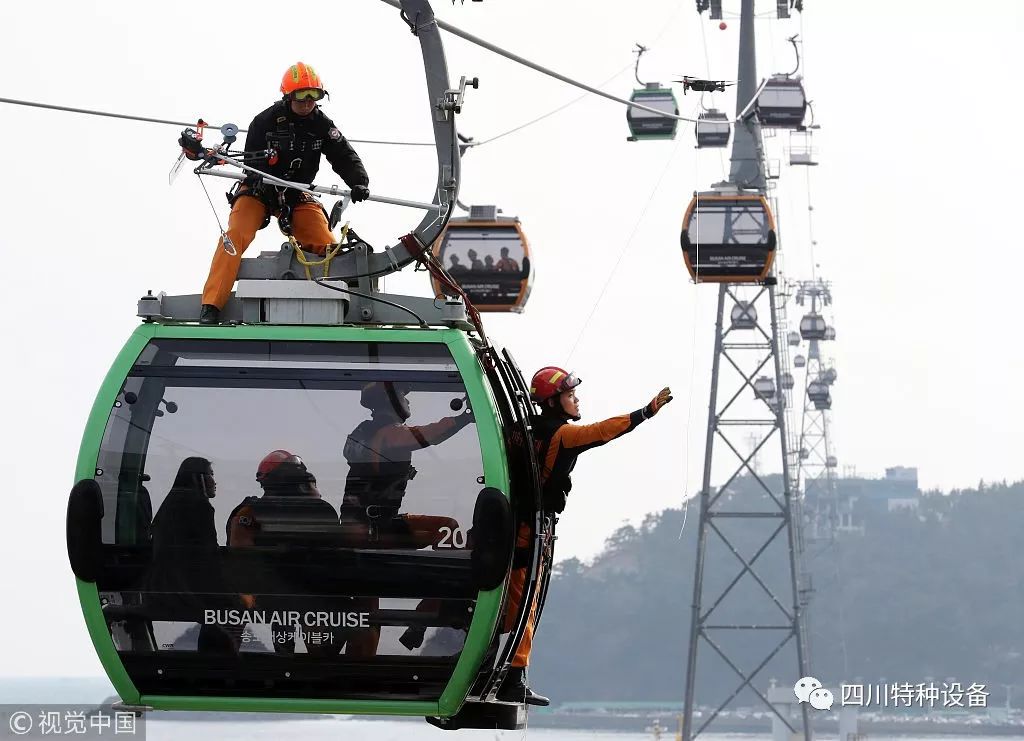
65, 1, 553, 730
626, 83, 680, 141
626, 45, 679, 141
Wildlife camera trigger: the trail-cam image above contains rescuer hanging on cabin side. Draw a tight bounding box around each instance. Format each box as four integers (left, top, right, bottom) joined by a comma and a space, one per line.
498, 367, 673, 706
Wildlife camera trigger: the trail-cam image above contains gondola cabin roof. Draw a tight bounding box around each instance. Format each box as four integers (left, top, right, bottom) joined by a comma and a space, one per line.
695, 109, 730, 149
756, 74, 808, 129
680, 188, 777, 283
626, 83, 679, 141
431, 207, 533, 313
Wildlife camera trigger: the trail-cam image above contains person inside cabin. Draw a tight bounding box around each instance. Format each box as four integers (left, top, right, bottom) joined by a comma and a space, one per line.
483, 255, 496, 272
497, 368, 673, 706
180, 62, 370, 325
448, 253, 468, 274
495, 246, 520, 273
339, 382, 477, 654
466, 248, 484, 272
146, 457, 245, 654
226, 450, 342, 655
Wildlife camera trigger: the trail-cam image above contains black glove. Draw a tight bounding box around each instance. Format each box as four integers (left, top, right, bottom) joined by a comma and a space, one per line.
643, 387, 674, 418
178, 129, 204, 161
350, 184, 370, 203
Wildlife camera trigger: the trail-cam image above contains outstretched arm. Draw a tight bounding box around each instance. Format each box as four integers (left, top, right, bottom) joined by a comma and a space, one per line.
553, 387, 673, 454
371, 412, 474, 455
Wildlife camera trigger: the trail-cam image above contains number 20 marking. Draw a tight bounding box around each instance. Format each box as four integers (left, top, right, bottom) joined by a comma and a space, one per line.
438, 526, 467, 548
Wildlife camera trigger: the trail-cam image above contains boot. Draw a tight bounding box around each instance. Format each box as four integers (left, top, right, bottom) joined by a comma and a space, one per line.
199, 304, 221, 325
495, 667, 550, 707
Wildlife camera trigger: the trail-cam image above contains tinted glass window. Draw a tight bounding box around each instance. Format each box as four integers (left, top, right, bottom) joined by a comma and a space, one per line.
687, 199, 772, 245
440, 226, 527, 279
93, 339, 484, 696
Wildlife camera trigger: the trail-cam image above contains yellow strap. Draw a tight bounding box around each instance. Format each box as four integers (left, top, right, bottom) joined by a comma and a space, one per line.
289, 223, 351, 281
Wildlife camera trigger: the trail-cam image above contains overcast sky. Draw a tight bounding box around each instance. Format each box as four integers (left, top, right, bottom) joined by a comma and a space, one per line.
2, 0, 1022, 677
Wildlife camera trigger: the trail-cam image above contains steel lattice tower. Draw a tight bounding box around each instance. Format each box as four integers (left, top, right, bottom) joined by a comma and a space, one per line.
681, 1, 811, 739
793, 279, 840, 542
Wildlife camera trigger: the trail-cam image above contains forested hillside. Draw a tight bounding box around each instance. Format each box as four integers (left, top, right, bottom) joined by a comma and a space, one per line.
531, 478, 1024, 705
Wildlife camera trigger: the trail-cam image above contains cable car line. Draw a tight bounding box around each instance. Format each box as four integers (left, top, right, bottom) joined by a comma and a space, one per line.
2, 5, 696, 152
0, 95, 436, 147
564, 134, 687, 366
378, 0, 766, 126
469, 61, 635, 147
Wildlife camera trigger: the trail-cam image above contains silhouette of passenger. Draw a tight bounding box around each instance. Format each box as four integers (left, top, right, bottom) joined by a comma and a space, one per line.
227, 451, 342, 655
483, 255, 496, 272
146, 457, 241, 654
448, 253, 468, 274
467, 248, 484, 272
495, 246, 520, 273
340, 382, 475, 654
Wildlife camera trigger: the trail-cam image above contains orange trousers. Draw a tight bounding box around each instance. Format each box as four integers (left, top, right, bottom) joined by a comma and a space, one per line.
201, 194, 336, 309
503, 524, 539, 668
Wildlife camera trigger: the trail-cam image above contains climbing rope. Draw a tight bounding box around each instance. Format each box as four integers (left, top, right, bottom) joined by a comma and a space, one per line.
288, 223, 351, 281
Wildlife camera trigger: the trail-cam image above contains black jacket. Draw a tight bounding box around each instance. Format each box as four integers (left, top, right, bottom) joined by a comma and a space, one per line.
530, 408, 647, 513
244, 101, 368, 189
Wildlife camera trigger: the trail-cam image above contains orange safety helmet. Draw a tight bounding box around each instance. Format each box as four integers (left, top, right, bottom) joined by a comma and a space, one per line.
280, 62, 326, 97
530, 366, 581, 403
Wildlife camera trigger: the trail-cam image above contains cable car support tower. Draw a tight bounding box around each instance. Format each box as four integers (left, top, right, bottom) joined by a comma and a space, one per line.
682, 1, 811, 738
793, 279, 840, 543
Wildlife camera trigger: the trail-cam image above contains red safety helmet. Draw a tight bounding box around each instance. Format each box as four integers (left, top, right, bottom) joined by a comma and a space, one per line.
256, 449, 307, 482
530, 366, 581, 403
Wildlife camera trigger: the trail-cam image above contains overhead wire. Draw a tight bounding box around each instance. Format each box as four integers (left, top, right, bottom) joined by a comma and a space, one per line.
563, 134, 686, 368
697, 9, 729, 181
0, 10, 680, 155
379, 0, 763, 126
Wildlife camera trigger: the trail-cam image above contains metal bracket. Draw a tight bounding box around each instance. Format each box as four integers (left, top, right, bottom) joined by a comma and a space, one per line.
137, 291, 167, 320
440, 75, 478, 114
383, 246, 401, 271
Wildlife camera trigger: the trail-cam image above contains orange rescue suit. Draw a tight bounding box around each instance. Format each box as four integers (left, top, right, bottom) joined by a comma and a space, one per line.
504, 407, 648, 667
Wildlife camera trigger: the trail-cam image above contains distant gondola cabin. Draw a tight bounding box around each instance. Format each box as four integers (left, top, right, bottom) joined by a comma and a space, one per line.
808, 380, 832, 409
799, 313, 827, 341
695, 109, 730, 148
756, 74, 808, 129
627, 83, 680, 141
431, 206, 533, 312
730, 301, 757, 330
680, 190, 777, 282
